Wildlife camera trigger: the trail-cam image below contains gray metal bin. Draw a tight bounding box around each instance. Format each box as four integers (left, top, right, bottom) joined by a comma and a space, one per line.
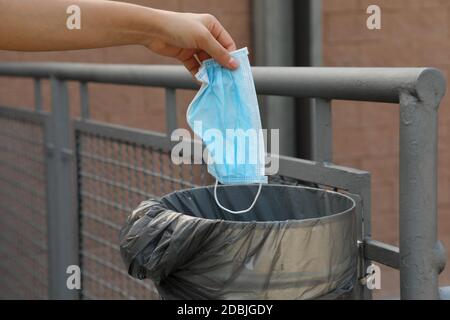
119, 184, 357, 300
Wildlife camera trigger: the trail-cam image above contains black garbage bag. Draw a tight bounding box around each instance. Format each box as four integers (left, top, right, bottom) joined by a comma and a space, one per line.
119, 184, 357, 300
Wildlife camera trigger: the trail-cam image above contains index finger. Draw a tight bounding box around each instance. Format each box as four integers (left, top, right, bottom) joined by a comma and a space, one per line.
209, 19, 237, 52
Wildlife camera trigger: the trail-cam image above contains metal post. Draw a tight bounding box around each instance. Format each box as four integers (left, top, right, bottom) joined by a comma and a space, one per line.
310, 98, 332, 162
34, 78, 43, 112
399, 91, 438, 299
309, 0, 322, 67
165, 88, 177, 134
253, 0, 297, 156
46, 77, 79, 299
398, 68, 446, 299
80, 82, 89, 120
295, 0, 324, 160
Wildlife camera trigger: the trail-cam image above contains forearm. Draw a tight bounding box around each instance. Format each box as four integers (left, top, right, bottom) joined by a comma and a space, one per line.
0, 0, 238, 74
0, 0, 161, 51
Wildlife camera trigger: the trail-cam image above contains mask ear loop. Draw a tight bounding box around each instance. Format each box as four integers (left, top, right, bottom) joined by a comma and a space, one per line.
214, 180, 263, 215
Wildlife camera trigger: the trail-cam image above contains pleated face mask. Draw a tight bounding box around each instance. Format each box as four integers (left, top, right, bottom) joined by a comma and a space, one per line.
187, 47, 267, 213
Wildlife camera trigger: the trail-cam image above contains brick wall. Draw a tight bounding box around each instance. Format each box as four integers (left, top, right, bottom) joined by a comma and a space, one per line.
323, 0, 450, 298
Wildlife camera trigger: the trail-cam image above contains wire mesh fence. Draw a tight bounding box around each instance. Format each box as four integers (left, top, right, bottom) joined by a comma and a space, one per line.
75, 129, 212, 299
0, 114, 48, 299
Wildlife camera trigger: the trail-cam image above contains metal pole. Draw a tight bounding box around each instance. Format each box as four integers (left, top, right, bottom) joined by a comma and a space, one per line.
295, 0, 324, 160
253, 0, 297, 156
46, 77, 80, 299
165, 88, 177, 134
308, 0, 322, 67
398, 68, 446, 299
34, 78, 43, 112
80, 82, 89, 120
0, 62, 442, 103
399, 91, 438, 299
310, 98, 331, 162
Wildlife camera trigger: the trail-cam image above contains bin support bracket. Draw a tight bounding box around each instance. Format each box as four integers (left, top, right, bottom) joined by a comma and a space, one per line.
363, 239, 399, 270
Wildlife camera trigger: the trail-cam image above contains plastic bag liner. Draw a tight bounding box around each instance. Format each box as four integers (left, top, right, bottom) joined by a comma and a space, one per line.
119, 184, 357, 300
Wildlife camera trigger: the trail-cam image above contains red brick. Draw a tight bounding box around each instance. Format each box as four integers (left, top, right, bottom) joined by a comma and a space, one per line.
356, 40, 420, 67
331, 100, 362, 128
359, 0, 420, 10
325, 12, 375, 43
323, 0, 359, 12
365, 125, 398, 157
333, 126, 367, 159
323, 43, 364, 66
439, 124, 449, 155
360, 155, 399, 183
0, 78, 34, 107
384, 9, 448, 41
359, 101, 398, 128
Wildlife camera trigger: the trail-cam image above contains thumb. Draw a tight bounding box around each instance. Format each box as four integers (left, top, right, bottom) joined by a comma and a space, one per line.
200, 33, 239, 70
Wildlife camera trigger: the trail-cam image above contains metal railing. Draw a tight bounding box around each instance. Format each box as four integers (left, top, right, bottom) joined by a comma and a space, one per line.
0, 62, 447, 299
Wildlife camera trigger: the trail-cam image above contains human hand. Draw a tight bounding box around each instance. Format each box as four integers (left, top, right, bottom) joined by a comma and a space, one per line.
144, 11, 238, 76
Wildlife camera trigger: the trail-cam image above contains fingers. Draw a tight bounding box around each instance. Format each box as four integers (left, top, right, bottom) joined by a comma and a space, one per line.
182, 56, 200, 76
196, 50, 210, 62
198, 16, 239, 70
174, 48, 200, 76
200, 33, 238, 69
180, 15, 239, 75
181, 51, 209, 77
209, 17, 237, 52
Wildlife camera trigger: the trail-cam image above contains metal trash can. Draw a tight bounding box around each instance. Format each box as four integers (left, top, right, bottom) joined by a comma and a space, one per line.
119, 184, 357, 300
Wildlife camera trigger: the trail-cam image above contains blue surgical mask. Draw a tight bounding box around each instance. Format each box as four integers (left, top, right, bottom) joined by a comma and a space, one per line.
187, 47, 267, 213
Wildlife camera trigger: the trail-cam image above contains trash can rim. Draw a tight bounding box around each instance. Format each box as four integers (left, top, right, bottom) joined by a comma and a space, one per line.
160, 184, 356, 226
